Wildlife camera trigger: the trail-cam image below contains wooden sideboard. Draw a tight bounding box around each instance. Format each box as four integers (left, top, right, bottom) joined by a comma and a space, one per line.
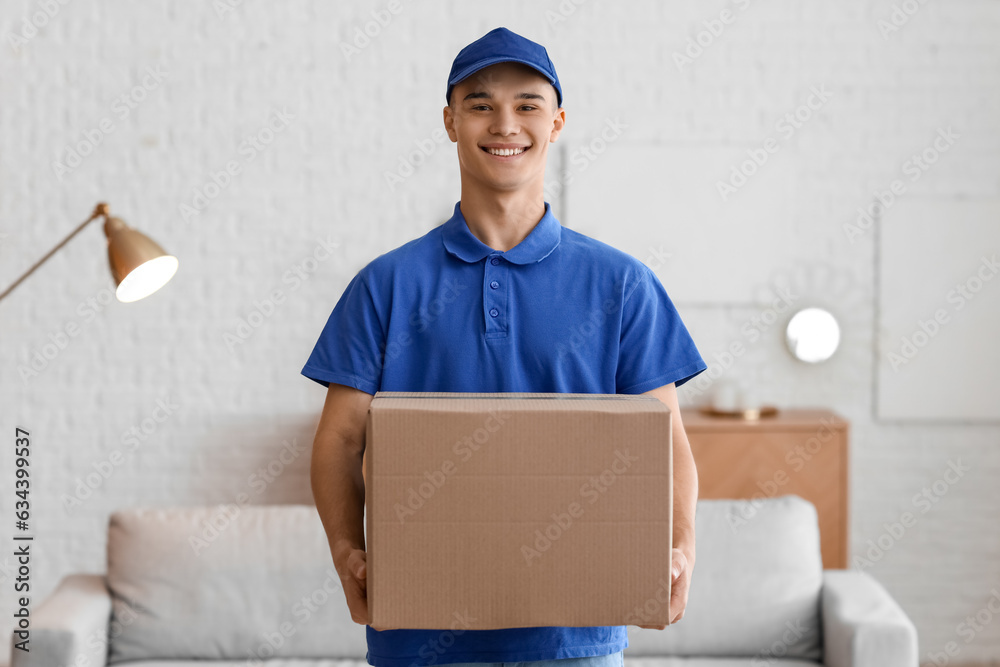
682, 408, 849, 569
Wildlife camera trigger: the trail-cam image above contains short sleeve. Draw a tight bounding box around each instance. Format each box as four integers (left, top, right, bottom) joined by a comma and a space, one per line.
615, 265, 707, 394
300, 269, 385, 395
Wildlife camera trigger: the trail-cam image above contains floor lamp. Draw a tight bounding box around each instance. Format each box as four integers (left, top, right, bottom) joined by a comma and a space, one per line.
0, 203, 179, 304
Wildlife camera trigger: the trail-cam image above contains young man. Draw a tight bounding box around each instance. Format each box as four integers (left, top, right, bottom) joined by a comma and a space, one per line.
303, 26, 707, 667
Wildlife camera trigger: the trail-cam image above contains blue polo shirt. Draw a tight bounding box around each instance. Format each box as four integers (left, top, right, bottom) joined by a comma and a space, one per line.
301, 200, 707, 667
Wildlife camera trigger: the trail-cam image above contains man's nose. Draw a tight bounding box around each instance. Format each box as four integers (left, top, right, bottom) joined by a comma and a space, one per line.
490, 107, 519, 136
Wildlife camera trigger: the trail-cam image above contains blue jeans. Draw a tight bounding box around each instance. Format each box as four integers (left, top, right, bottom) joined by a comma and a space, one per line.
444, 651, 624, 667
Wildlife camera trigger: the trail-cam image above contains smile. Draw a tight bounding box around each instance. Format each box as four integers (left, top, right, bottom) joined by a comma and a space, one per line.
481, 146, 530, 157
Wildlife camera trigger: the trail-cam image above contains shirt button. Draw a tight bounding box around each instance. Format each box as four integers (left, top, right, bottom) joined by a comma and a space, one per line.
490, 280, 499, 289
489, 308, 499, 317
490, 257, 500, 265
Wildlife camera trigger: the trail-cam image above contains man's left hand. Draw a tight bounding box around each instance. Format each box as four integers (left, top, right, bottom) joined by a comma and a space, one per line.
637, 548, 692, 629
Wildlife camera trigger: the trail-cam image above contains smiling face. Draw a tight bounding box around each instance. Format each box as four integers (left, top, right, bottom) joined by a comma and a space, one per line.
443, 62, 565, 194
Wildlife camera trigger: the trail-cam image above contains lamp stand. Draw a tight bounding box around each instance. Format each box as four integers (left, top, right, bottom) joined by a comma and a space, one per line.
0, 203, 111, 303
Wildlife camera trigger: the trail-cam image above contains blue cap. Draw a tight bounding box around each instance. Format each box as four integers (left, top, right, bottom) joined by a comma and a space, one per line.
447, 27, 562, 107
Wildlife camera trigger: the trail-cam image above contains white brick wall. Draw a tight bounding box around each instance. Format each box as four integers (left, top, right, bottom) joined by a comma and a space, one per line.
1, 0, 998, 664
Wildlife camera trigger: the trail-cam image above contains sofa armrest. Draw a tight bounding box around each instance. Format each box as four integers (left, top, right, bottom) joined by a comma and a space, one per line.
9, 574, 111, 667
822, 570, 918, 667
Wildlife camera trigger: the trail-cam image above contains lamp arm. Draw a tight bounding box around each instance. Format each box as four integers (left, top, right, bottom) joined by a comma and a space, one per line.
0, 203, 109, 303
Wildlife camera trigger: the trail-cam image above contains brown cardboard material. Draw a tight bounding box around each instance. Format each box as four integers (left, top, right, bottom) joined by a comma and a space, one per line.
364, 392, 673, 631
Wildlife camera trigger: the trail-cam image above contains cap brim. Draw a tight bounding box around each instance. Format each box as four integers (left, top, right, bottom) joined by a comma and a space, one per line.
449, 56, 558, 98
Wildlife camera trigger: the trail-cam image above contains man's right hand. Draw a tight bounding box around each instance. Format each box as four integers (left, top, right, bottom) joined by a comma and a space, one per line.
342, 546, 370, 626
311, 383, 374, 628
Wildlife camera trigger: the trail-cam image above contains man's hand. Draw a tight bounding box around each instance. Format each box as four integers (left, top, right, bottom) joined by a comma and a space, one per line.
638, 548, 693, 629
668, 547, 692, 623
311, 384, 375, 627
340, 544, 370, 626
638, 383, 698, 631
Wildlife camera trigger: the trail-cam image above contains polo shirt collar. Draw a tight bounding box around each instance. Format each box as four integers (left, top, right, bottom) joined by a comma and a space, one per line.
442, 201, 561, 265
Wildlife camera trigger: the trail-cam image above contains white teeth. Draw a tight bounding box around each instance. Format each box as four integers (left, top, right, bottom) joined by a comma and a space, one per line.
485, 147, 526, 156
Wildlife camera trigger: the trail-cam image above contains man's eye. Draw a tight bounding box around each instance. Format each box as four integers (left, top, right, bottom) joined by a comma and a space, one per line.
520, 106, 537, 111
471, 105, 491, 111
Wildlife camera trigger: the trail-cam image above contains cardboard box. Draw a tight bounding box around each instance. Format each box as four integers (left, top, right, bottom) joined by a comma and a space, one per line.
364, 392, 673, 630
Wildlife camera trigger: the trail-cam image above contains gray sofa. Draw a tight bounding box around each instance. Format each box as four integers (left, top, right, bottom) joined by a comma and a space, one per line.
8, 496, 917, 666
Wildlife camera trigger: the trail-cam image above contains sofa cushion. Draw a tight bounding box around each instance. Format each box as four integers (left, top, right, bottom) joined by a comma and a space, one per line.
106, 504, 368, 663
626, 660, 820, 667
625, 496, 823, 660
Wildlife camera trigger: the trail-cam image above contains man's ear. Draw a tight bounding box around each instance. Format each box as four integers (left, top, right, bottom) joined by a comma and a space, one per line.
549, 107, 566, 143
443, 105, 458, 142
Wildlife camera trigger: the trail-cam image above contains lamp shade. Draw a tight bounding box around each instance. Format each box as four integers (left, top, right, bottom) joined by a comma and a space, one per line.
104, 216, 179, 303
